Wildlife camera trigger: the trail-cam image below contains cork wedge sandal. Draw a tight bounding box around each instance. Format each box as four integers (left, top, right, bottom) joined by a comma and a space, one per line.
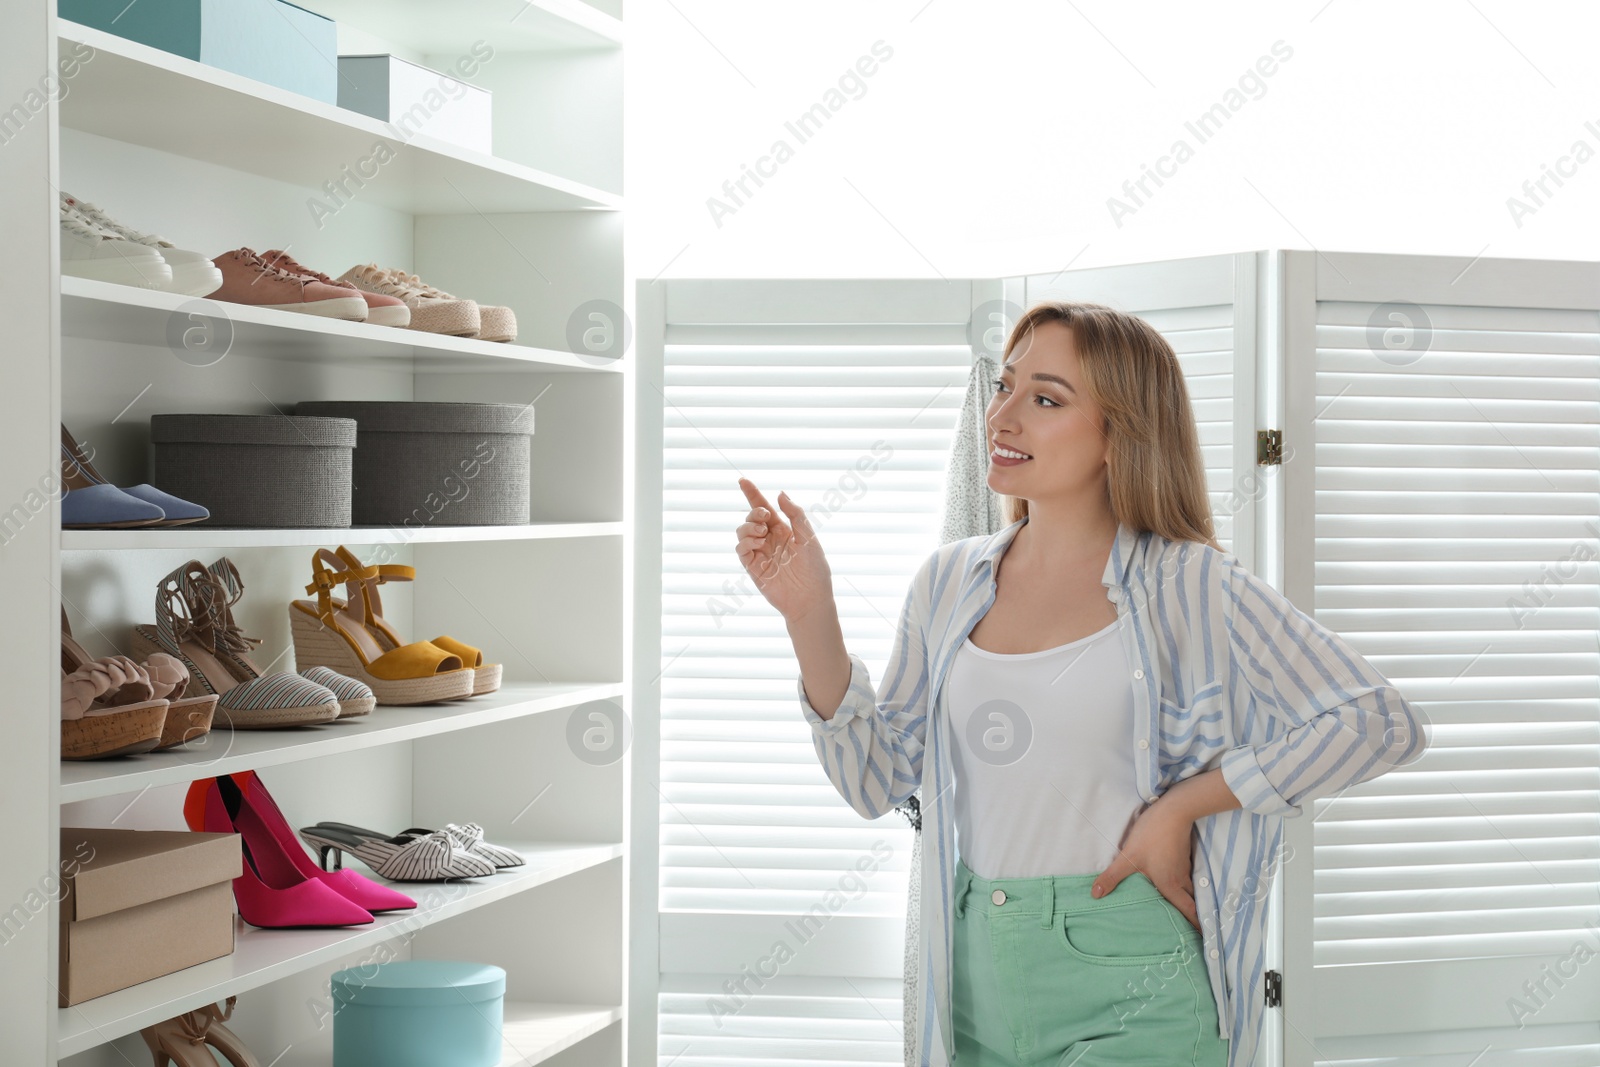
62, 608, 216, 751
325, 545, 502, 696
59, 645, 167, 760
129, 561, 340, 729
288, 548, 474, 705
204, 557, 377, 719
60, 605, 168, 759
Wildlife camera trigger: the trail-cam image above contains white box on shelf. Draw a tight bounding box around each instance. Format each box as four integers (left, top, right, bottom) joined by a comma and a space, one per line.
338, 52, 494, 155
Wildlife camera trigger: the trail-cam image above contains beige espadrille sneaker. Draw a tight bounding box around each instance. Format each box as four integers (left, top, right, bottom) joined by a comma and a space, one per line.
389, 269, 515, 342
336, 264, 482, 338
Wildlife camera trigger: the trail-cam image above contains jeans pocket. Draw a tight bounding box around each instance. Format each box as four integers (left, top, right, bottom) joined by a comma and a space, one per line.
1057, 886, 1196, 967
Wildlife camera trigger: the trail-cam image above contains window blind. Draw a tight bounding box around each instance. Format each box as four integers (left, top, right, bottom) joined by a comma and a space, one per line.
658, 975, 906, 1066
1310, 300, 1600, 967
658, 327, 972, 919
655, 318, 972, 1064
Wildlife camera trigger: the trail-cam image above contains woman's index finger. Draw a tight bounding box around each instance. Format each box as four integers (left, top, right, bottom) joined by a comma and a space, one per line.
738, 477, 776, 515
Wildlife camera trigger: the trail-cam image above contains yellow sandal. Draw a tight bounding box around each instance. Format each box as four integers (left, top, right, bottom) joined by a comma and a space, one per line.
325, 546, 502, 697
288, 549, 475, 706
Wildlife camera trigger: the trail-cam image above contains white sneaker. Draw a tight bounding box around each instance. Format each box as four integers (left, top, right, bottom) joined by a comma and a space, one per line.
61, 193, 221, 297
60, 200, 172, 290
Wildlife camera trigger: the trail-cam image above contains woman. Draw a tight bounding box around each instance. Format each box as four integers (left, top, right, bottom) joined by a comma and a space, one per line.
734, 301, 1427, 1067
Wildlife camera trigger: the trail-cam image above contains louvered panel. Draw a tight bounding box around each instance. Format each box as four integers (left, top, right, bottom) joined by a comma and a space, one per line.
658, 977, 907, 1066
661, 329, 965, 921
1134, 303, 1239, 552
1310, 298, 1600, 971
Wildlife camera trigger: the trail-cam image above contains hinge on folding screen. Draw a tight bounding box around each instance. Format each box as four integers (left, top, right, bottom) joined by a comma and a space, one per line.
1256, 429, 1283, 465
1263, 969, 1282, 1008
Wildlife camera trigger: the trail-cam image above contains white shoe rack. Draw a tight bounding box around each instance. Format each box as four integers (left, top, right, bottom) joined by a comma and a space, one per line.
0, 2, 632, 1063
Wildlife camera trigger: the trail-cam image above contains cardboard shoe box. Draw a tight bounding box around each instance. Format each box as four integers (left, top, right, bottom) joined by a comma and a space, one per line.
59, 827, 241, 1007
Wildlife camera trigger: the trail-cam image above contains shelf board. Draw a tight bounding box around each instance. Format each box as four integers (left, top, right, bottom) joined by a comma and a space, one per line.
55, 841, 624, 1057
61, 275, 621, 373
499, 1003, 623, 1067
304, 0, 623, 51
58, 681, 623, 803
61, 520, 623, 552
58, 21, 621, 215
285, 1001, 622, 1067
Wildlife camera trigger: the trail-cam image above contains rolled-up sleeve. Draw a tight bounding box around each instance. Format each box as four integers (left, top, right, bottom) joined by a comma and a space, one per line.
1219, 555, 1428, 818
797, 553, 935, 821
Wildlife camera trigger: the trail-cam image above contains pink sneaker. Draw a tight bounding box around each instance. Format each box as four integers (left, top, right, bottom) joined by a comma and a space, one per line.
260, 250, 411, 328
209, 247, 368, 320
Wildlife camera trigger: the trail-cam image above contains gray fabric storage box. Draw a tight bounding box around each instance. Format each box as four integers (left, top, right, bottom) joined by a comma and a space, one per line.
293, 401, 534, 526
150, 414, 355, 528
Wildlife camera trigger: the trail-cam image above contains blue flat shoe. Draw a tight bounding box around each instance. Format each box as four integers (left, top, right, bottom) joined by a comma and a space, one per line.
61, 425, 209, 527
61, 479, 166, 528
119, 483, 209, 525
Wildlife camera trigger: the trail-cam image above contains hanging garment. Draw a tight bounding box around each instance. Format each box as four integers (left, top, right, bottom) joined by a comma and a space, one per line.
899, 353, 1007, 1065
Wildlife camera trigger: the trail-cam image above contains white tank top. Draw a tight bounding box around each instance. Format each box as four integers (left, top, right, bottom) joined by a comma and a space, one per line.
945, 616, 1144, 879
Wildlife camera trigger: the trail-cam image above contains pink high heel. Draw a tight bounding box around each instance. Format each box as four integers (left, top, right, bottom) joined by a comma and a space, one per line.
194, 771, 416, 913
184, 774, 374, 929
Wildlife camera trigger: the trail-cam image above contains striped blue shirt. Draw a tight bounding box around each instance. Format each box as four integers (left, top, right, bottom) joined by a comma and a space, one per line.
797, 516, 1427, 1067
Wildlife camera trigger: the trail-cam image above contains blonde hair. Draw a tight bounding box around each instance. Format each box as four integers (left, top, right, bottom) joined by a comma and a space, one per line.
996, 301, 1220, 550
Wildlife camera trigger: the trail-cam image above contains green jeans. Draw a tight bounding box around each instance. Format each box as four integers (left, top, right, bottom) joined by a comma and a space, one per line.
952, 855, 1229, 1066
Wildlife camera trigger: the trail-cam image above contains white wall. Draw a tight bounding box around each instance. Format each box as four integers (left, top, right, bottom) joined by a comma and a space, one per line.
626, 0, 1600, 279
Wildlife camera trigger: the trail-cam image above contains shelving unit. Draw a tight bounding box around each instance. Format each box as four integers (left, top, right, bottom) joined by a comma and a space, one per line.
56, 842, 623, 1057
61, 521, 623, 551
1, 1, 632, 1064
282, 1002, 624, 1067
62, 276, 623, 373
308, 0, 623, 52
57, 21, 620, 215
58, 681, 625, 803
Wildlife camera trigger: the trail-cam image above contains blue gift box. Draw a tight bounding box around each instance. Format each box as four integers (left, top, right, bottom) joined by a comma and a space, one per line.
331, 960, 506, 1067
59, 0, 337, 104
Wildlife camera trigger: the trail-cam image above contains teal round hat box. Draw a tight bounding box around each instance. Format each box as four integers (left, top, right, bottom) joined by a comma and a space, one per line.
331, 960, 506, 1066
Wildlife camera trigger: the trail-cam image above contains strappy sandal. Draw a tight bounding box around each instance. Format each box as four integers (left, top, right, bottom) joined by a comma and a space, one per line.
140, 996, 261, 1067
287, 549, 475, 705
60, 639, 167, 761
204, 558, 377, 718
129, 561, 341, 729
296, 823, 496, 881
63, 608, 218, 750
327, 545, 501, 696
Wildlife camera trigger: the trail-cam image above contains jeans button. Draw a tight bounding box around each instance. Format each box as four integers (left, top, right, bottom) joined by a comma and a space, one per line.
991, 889, 1006, 906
